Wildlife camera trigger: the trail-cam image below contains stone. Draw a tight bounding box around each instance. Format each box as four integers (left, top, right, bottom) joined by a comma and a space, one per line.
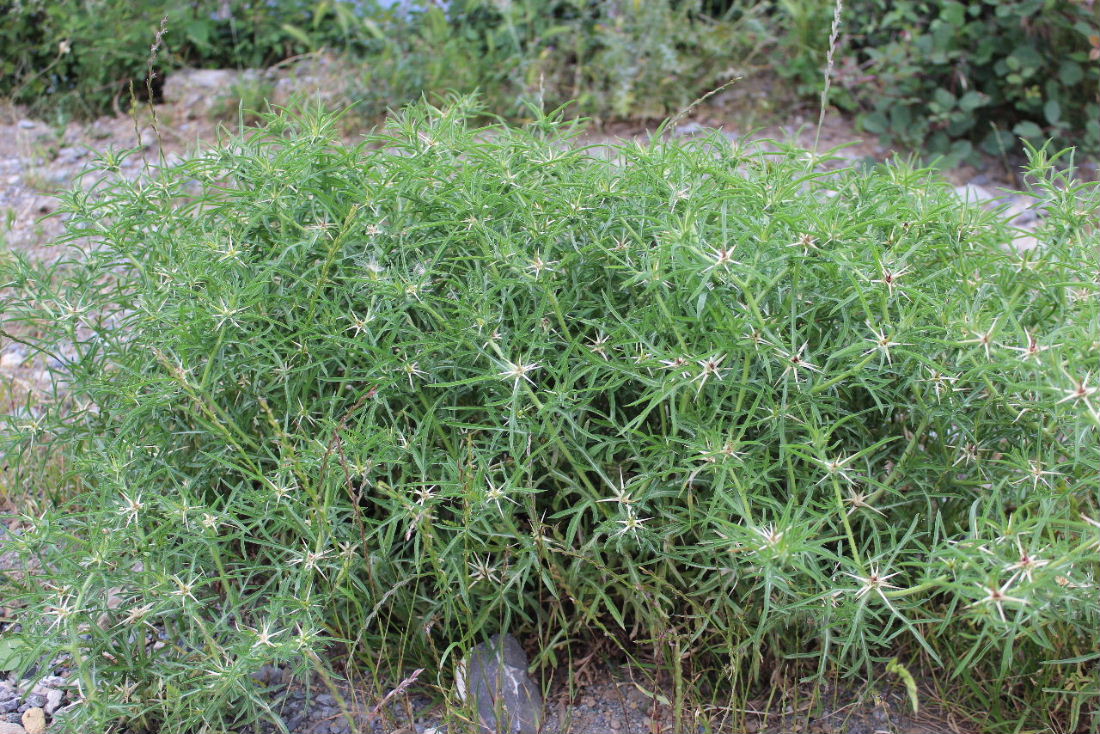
0, 350, 25, 369
17, 120, 35, 130
42, 692, 61, 717
162, 68, 260, 119
455, 634, 542, 734
0, 723, 26, 734
19, 708, 43, 734
954, 183, 993, 203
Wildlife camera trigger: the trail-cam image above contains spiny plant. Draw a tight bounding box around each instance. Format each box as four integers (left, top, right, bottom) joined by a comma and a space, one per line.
0, 99, 1098, 733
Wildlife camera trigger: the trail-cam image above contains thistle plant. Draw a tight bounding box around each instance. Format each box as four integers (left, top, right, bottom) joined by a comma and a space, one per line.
1, 100, 1098, 733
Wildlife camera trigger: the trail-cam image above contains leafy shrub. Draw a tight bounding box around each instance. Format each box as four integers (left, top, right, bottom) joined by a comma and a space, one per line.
0, 0, 382, 118
353, 0, 771, 121
1, 100, 1099, 732
776, 0, 1100, 164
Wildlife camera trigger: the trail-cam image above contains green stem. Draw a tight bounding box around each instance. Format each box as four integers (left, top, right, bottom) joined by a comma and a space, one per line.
884, 575, 948, 599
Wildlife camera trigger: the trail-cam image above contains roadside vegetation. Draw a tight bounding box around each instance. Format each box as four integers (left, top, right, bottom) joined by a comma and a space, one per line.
1, 2, 1099, 733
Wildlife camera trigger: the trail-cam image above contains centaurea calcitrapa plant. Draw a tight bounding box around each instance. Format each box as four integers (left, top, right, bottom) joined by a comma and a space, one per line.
1, 100, 1098, 733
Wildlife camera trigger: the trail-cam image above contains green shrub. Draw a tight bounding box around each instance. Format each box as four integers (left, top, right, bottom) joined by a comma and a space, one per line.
1, 100, 1099, 732
0, 0, 381, 118
352, 0, 771, 122
775, 0, 1100, 165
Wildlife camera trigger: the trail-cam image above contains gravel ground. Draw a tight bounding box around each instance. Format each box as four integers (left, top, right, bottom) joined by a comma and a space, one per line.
2, 67, 1090, 734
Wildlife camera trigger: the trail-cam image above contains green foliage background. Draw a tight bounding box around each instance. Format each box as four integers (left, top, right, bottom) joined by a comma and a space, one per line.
3, 0, 1099, 161
0, 0, 383, 117
775, 0, 1100, 163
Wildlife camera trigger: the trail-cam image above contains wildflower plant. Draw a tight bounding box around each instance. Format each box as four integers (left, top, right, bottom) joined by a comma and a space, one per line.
1, 100, 1098, 732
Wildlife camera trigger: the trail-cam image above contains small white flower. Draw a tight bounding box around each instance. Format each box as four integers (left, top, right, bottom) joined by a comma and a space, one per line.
1005, 332, 1049, 362
845, 567, 901, 600
1012, 459, 1059, 490
252, 619, 283, 648
693, 354, 727, 390
484, 479, 518, 514
526, 251, 558, 278
170, 575, 199, 602
869, 264, 911, 299
961, 318, 999, 359
364, 260, 385, 280
971, 580, 1027, 623
118, 603, 155, 628
212, 299, 242, 330
468, 555, 500, 584
788, 233, 819, 255
414, 485, 438, 505
864, 322, 908, 365
615, 508, 649, 537
587, 333, 611, 360
922, 368, 959, 398
949, 441, 982, 467
844, 489, 885, 516
403, 361, 426, 387
703, 246, 738, 272
270, 482, 294, 502
699, 440, 744, 464
1004, 542, 1050, 585
597, 470, 636, 507
817, 454, 859, 485
659, 356, 692, 378
752, 524, 784, 549
498, 359, 540, 387
292, 548, 333, 575
775, 342, 821, 381
1056, 370, 1096, 406
119, 492, 144, 527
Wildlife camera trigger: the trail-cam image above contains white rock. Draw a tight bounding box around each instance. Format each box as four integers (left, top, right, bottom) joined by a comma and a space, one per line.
955, 183, 993, 203
162, 68, 260, 119
0, 723, 26, 734
44, 689, 63, 716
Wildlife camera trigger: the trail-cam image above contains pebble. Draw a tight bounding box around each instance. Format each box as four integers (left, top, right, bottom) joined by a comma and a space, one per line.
954, 183, 993, 202
17, 120, 35, 130
42, 692, 61, 717
19, 708, 43, 734
0, 352, 24, 369
54, 147, 86, 166
0, 723, 25, 734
